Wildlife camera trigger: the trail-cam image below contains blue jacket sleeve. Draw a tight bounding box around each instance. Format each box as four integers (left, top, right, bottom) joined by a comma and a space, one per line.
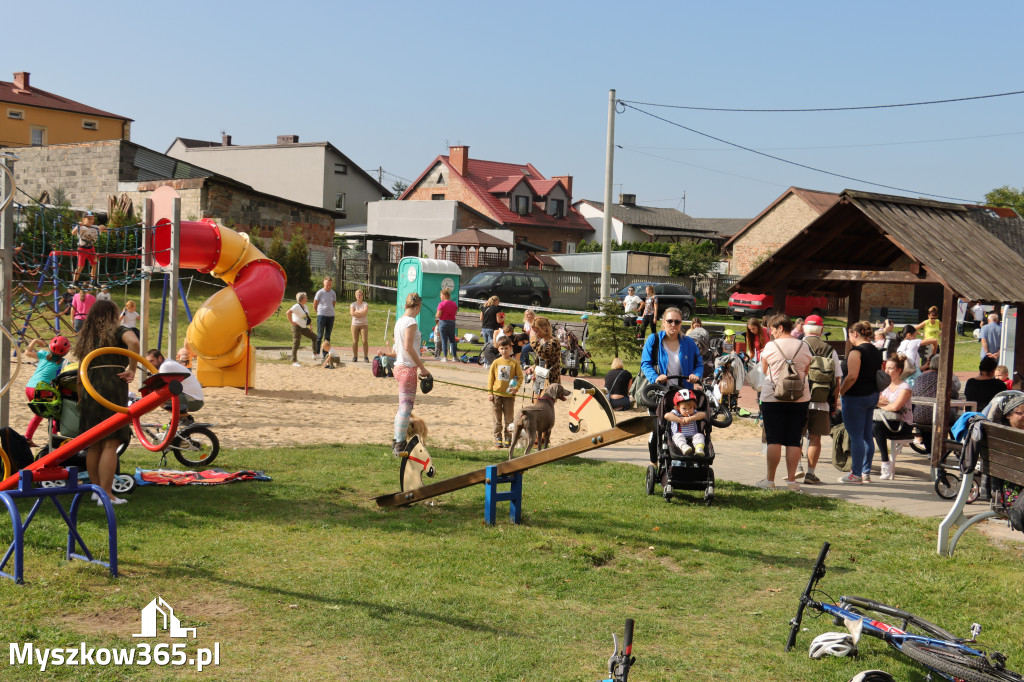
640, 333, 661, 383
684, 336, 703, 379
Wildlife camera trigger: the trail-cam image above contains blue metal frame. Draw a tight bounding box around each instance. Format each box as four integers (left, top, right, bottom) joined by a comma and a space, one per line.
0, 468, 118, 584
483, 465, 522, 525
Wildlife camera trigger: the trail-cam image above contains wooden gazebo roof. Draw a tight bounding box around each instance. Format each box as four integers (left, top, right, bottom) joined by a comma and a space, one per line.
734, 190, 1024, 303
733, 189, 1024, 471
432, 229, 514, 248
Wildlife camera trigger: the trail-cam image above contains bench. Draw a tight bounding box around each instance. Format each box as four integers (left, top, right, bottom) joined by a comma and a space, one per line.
454, 311, 487, 345
870, 306, 920, 326
937, 421, 1024, 556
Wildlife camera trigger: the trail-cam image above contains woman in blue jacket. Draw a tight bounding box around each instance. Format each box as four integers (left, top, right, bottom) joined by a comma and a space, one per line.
640, 307, 703, 462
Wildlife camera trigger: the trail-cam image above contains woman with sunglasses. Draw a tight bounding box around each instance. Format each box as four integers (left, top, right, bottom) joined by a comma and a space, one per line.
913, 305, 942, 352
640, 308, 703, 463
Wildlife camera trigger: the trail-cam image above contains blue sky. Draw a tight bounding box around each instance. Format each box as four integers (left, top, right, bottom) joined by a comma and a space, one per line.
8, 0, 1023, 219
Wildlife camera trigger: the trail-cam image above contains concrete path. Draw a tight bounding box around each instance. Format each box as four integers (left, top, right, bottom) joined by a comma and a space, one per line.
582, 431, 1021, 547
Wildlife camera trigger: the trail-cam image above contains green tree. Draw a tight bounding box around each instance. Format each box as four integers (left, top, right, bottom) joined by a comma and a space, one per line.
668, 240, 719, 278
587, 297, 642, 362
284, 229, 313, 295
984, 186, 1024, 216
266, 230, 287, 268
390, 180, 408, 197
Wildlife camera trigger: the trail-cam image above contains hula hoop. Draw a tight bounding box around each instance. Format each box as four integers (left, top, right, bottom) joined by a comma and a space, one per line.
79, 347, 179, 452
0, 322, 22, 399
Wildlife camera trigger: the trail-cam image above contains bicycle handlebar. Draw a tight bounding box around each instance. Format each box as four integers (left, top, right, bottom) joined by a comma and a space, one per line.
786, 541, 830, 652
622, 618, 634, 657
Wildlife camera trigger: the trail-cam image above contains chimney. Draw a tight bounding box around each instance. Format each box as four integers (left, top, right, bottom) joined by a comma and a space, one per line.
13, 71, 30, 92
449, 145, 469, 176
553, 175, 573, 198
277, 135, 299, 145
221, 133, 232, 146
619, 193, 636, 206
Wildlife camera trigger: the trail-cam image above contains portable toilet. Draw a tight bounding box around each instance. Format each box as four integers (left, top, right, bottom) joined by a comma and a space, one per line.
395, 258, 462, 345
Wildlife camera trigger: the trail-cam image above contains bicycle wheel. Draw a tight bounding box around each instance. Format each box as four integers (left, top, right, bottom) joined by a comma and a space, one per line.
839, 596, 956, 640
901, 640, 1024, 682
171, 426, 219, 467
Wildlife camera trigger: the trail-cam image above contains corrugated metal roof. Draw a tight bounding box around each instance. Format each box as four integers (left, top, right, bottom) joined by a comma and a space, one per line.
733, 190, 1024, 303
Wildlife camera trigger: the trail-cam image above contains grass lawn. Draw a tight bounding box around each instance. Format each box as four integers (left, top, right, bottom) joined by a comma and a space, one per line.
2, 443, 1022, 680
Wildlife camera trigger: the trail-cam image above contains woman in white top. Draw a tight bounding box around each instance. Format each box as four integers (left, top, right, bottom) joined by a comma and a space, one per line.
392, 292, 431, 455
350, 289, 370, 363
756, 314, 812, 492
286, 292, 317, 366
871, 355, 914, 480
896, 324, 937, 385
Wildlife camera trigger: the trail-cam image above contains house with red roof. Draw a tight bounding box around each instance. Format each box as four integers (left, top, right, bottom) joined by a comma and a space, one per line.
369, 145, 593, 260
0, 72, 131, 147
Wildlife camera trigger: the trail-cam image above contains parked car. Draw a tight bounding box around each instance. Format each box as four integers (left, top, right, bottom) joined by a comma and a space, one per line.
613, 282, 696, 320
459, 271, 551, 308
728, 292, 827, 320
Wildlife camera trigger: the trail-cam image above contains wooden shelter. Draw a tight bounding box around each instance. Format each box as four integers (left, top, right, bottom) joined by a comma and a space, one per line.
734, 190, 1024, 465
432, 228, 513, 268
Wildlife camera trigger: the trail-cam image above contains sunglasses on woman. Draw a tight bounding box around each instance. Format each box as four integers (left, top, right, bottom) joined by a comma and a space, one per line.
664, 319, 682, 325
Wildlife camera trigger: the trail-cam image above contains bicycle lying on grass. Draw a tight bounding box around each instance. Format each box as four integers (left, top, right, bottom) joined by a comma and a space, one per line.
787, 541, 1023, 681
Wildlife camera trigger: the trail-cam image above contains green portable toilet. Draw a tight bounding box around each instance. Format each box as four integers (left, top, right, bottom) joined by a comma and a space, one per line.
395, 257, 462, 346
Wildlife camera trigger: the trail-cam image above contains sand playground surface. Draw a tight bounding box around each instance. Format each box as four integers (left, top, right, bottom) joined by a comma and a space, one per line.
6, 350, 763, 453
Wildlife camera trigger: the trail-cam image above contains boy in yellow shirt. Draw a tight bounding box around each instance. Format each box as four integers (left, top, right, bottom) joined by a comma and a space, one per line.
487, 337, 525, 448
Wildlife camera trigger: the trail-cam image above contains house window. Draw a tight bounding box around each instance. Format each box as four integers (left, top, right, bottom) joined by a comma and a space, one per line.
515, 195, 530, 215
335, 193, 346, 211
7, 109, 24, 120
431, 193, 446, 200
30, 127, 46, 146
552, 241, 563, 253
548, 198, 565, 218
82, 119, 98, 130
334, 163, 348, 174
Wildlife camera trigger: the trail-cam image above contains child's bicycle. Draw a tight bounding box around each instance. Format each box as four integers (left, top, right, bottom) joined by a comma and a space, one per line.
116, 411, 219, 468
787, 541, 1023, 681
600, 618, 635, 682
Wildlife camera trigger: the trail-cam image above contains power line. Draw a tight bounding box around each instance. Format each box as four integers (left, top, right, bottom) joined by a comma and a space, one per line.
621, 103, 979, 203
619, 129, 1024, 152
620, 89, 1024, 113
617, 146, 786, 188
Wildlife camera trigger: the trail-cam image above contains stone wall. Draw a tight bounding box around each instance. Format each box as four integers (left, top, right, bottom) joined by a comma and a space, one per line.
6, 140, 128, 210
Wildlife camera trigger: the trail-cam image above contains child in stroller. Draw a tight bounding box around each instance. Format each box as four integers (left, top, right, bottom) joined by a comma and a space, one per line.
643, 377, 719, 504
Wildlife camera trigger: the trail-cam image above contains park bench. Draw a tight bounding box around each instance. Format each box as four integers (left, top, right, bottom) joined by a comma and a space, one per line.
870, 306, 920, 326
454, 311, 487, 345
937, 421, 1024, 556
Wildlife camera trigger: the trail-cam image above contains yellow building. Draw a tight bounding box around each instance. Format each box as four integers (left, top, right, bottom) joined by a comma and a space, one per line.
0, 72, 131, 148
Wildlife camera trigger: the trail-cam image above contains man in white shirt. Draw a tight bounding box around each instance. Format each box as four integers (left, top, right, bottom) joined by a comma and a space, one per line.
622, 286, 643, 328
146, 348, 205, 419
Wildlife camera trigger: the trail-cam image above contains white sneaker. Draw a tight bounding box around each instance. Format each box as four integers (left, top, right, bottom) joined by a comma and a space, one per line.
837, 473, 862, 484
292, 362, 301, 367
879, 462, 894, 480
862, 473, 872, 483
755, 479, 776, 490
440, 357, 447, 363
786, 480, 801, 492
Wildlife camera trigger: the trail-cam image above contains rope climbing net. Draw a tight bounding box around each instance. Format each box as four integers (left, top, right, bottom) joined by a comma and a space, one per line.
8, 188, 172, 346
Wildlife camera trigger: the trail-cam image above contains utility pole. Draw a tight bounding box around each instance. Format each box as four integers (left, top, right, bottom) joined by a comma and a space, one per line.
378, 166, 383, 185
600, 89, 616, 299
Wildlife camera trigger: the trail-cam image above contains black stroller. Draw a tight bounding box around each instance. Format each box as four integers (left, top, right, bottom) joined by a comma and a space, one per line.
642, 377, 724, 505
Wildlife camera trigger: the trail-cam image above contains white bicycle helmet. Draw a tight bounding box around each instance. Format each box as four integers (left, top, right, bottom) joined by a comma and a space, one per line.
848, 671, 895, 682
809, 632, 858, 659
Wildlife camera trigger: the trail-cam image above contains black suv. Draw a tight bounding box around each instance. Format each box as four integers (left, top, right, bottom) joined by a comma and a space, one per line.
613, 282, 696, 320
459, 271, 551, 307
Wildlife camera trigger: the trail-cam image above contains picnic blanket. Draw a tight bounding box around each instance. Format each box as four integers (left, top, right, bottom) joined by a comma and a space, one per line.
134, 468, 272, 486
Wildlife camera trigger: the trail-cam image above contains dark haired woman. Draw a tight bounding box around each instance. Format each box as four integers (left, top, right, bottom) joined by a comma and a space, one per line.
75, 300, 139, 503
837, 320, 883, 484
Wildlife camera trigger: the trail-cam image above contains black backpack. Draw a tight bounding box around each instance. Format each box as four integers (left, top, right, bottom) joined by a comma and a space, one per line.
1, 427, 35, 475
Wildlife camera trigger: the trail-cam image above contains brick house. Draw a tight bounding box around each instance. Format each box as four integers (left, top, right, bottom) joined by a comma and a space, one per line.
723, 187, 839, 277
0, 71, 131, 147
378, 145, 593, 257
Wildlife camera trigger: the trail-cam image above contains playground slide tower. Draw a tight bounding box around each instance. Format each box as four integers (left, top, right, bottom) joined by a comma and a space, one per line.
153, 219, 286, 388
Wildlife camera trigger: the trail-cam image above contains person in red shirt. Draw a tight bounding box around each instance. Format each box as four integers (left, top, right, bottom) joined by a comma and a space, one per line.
71, 286, 97, 332
434, 288, 459, 362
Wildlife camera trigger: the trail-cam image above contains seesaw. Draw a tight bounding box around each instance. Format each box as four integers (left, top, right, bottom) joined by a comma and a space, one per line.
374, 415, 654, 518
